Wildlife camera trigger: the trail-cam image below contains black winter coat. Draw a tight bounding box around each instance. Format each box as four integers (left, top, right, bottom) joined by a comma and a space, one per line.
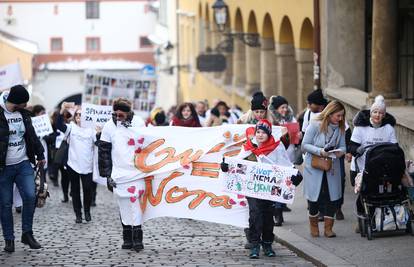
0, 107, 45, 171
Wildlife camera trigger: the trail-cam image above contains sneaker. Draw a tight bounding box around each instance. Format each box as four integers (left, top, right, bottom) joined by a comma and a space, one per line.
249, 245, 260, 259
262, 242, 276, 257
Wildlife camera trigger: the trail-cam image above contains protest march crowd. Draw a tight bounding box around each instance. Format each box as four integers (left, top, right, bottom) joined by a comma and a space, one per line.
1, 84, 413, 259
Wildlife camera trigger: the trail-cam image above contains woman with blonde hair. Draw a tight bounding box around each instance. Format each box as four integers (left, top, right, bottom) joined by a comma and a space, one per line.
301, 100, 346, 238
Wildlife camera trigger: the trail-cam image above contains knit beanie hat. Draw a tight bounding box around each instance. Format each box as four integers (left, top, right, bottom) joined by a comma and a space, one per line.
255, 119, 272, 136
251, 91, 268, 111
270, 95, 288, 110
370, 95, 386, 113
307, 89, 327, 106
7, 85, 29, 105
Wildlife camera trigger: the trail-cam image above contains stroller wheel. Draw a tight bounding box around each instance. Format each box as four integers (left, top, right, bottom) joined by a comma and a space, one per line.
358, 218, 366, 237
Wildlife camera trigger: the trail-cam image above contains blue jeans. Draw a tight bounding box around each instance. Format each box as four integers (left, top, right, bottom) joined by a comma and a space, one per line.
0, 160, 36, 240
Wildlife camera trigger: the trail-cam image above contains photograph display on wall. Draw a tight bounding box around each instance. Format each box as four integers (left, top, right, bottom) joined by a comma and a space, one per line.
83, 70, 156, 116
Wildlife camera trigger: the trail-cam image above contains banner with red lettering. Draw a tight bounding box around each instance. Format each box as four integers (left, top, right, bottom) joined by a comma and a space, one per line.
110, 124, 285, 228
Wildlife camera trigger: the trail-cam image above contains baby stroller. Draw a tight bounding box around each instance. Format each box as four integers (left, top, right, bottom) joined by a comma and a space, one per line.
355, 143, 414, 240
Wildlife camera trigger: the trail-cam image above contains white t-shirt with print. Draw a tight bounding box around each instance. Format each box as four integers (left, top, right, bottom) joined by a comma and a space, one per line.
5, 110, 28, 165
350, 124, 397, 171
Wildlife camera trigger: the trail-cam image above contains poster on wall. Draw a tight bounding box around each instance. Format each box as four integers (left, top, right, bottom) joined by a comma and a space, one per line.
83, 70, 156, 118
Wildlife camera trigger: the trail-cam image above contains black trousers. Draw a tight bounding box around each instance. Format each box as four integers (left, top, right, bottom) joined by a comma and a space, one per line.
67, 166, 93, 215
60, 165, 70, 197
308, 172, 340, 218
246, 197, 274, 244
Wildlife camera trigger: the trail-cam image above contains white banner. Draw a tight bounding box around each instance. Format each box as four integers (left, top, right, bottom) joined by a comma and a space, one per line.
81, 103, 113, 129
109, 124, 285, 228
221, 157, 298, 204
0, 63, 23, 90
31, 114, 53, 137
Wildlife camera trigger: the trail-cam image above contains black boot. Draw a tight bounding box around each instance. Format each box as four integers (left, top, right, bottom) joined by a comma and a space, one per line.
243, 228, 253, 249
122, 225, 133, 249
4, 240, 14, 252
61, 194, 69, 203
132, 226, 144, 252
21, 231, 41, 249
75, 213, 82, 223
274, 208, 283, 227
84, 211, 91, 222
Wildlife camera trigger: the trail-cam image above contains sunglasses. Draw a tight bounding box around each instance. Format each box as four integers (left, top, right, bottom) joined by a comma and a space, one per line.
74, 112, 81, 117
113, 112, 126, 119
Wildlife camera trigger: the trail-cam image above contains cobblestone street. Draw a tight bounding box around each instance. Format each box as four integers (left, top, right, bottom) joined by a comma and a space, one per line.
0, 185, 314, 267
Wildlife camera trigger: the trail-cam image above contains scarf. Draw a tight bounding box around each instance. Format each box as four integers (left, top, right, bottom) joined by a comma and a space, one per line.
243, 127, 280, 156
171, 115, 201, 127
324, 123, 340, 150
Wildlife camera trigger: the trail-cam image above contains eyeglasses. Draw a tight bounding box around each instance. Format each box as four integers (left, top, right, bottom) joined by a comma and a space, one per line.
74, 113, 81, 117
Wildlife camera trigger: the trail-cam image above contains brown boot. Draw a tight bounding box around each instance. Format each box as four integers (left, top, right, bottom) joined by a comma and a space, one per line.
324, 217, 337, 238
309, 214, 320, 237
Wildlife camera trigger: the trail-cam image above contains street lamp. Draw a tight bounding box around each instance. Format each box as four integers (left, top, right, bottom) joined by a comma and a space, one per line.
211, 0, 260, 51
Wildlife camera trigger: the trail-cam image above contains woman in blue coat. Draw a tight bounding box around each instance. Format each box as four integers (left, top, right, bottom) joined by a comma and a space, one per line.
301, 100, 346, 238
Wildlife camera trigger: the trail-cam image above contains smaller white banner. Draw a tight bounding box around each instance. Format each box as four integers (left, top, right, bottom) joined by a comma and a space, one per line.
0, 63, 23, 90
31, 114, 53, 137
221, 157, 298, 204
81, 103, 113, 129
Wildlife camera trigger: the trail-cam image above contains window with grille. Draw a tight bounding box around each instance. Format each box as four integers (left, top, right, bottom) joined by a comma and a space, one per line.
50, 38, 63, 52
86, 1, 99, 19
86, 37, 100, 52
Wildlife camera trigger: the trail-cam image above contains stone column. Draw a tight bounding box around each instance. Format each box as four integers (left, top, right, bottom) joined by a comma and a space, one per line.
260, 38, 277, 97
371, 0, 399, 98
232, 38, 246, 94
275, 43, 297, 109
222, 51, 233, 85
296, 48, 313, 111
245, 44, 261, 95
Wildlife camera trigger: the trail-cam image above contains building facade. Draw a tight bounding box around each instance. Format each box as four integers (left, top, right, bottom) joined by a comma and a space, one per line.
0, 0, 157, 109
177, 0, 313, 112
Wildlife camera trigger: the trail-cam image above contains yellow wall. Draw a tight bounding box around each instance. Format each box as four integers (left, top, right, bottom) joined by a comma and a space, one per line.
178, 0, 313, 109
0, 40, 34, 81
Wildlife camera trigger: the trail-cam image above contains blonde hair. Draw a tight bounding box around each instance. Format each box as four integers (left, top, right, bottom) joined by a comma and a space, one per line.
237, 109, 277, 125
316, 100, 346, 133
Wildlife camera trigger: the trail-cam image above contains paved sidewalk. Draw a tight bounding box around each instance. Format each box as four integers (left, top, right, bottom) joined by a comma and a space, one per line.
0, 184, 314, 267
275, 164, 414, 267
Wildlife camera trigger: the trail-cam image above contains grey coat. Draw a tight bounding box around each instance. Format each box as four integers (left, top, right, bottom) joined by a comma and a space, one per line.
301, 121, 346, 202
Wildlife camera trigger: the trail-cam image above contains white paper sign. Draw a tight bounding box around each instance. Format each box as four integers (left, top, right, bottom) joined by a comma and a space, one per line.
221, 157, 298, 204
0, 63, 23, 90
81, 103, 113, 128
31, 114, 53, 137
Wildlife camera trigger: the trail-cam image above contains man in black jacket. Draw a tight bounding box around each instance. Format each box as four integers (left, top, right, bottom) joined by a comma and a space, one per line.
0, 85, 45, 253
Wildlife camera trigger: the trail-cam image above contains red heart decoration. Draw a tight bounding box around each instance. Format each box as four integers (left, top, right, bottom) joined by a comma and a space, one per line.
286, 180, 292, 187
127, 138, 135, 146
137, 137, 144, 144
229, 199, 236, 205
135, 147, 142, 154
183, 165, 190, 169
130, 197, 137, 203
138, 190, 145, 198
237, 194, 245, 199
127, 186, 136, 194
239, 201, 246, 207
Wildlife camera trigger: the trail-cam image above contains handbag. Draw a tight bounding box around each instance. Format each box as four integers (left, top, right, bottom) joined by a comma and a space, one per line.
54, 139, 69, 166
34, 164, 50, 208
311, 155, 332, 171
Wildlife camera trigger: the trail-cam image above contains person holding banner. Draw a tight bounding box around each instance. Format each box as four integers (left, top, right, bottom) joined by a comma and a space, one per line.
301, 100, 346, 238
56, 104, 96, 223
222, 119, 302, 259
0, 85, 45, 252
98, 98, 145, 252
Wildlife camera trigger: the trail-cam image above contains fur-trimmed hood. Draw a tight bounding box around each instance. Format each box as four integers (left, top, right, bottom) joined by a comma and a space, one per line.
268, 102, 295, 124
353, 109, 396, 127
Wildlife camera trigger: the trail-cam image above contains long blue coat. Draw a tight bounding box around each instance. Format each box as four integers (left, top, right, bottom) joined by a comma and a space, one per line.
301, 121, 346, 202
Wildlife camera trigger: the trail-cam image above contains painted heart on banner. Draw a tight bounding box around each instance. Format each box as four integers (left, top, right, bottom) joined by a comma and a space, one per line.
127, 186, 136, 194
137, 137, 145, 144
229, 199, 236, 205
138, 190, 145, 198
130, 197, 137, 203
128, 138, 135, 146
135, 147, 142, 154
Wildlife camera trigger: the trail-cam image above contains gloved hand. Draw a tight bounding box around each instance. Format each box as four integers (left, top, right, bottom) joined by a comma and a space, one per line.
220, 158, 229, 172
291, 172, 303, 186
356, 146, 365, 156
107, 177, 117, 192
